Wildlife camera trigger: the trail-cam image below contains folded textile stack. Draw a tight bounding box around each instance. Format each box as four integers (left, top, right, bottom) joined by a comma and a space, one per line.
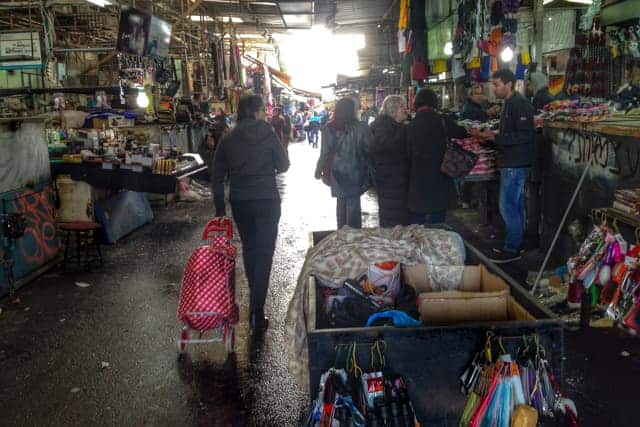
613, 188, 640, 215
454, 137, 497, 177
541, 99, 610, 122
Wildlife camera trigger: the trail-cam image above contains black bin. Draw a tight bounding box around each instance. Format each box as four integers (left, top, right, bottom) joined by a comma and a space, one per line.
306, 230, 564, 426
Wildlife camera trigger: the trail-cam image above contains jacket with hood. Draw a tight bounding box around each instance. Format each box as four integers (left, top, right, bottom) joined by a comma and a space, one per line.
369, 115, 409, 226
529, 72, 554, 110
315, 121, 371, 198
213, 118, 289, 216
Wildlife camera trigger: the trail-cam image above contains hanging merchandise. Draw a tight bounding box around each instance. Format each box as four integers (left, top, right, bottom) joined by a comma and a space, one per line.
579, 0, 602, 33
412, 57, 428, 81
305, 340, 421, 426
453, 0, 477, 60
459, 333, 578, 427
398, 0, 409, 31
564, 217, 640, 333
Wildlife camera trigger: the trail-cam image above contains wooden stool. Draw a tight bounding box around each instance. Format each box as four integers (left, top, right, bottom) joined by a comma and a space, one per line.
59, 222, 104, 272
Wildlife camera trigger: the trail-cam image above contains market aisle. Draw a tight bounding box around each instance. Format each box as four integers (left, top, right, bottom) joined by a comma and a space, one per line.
0, 140, 377, 427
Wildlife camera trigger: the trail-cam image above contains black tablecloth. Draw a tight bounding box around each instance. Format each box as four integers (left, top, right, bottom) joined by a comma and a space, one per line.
52, 162, 178, 194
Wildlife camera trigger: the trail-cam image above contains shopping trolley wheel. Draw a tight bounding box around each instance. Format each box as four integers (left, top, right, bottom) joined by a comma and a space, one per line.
179, 324, 190, 353
224, 324, 235, 354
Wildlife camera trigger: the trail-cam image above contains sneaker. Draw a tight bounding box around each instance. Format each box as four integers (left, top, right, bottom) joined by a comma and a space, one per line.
492, 246, 526, 255
488, 248, 522, 264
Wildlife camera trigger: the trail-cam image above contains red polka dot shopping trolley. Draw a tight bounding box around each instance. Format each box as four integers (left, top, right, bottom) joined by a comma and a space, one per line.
177, 217, 239, 355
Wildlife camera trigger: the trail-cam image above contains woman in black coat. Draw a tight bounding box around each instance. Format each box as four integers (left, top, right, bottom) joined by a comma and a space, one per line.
369, 95, 409, 227
406, 88, 468, 225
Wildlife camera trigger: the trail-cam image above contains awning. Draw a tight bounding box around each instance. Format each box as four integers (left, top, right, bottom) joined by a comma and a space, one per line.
292, 87, 322, 100
243, 54, 292, 87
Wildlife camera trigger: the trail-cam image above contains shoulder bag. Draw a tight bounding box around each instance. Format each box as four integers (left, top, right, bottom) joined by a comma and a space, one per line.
439, 117, 478, 178
321, 127, 341, 186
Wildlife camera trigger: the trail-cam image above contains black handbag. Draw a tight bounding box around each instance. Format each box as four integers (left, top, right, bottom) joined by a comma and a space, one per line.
439, 117, 478, 178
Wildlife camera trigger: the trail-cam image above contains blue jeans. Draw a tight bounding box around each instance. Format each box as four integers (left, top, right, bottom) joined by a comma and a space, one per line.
409, 210, 446, 225
499, 167, 529, 253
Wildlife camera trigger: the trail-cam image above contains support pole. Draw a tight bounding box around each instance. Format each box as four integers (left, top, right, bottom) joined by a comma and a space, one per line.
531, 162, 591, 295
533, 0, 544, 67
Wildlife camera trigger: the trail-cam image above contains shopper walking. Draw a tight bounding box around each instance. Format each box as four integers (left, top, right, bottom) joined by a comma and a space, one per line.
314, 98, 371, 229
213, 95, 290, 330
369, 95, 410, 227
479, 69, 535, 263
308, 112, 321, 148
406, 88, 468, 225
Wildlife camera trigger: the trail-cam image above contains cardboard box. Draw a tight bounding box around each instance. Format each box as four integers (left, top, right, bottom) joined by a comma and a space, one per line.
418, 265, 520, 324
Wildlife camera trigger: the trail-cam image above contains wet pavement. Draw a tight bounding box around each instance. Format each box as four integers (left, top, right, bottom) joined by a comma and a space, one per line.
1, 140, 639, 426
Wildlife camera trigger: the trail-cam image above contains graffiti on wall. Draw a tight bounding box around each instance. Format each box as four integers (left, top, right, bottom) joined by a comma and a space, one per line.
554, 129, 640, 182
0, 185, 60, 293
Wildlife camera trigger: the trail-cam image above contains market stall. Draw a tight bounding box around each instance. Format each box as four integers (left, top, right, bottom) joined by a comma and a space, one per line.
287, 226, 569, 426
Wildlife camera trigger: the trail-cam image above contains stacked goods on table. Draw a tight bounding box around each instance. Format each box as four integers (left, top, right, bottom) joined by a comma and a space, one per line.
458, 333, 577, 427
612, 188, 640, 216
541, 99, 610, 122
453, 137, 498, 177
565, 222, 640, 333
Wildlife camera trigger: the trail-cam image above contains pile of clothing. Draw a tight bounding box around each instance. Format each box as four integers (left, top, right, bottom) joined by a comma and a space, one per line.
565, 224, 640, 333
454, 137, 498, 177
612, 188, 640, 215
610, 83, 640, 114
541, 100, 610, 122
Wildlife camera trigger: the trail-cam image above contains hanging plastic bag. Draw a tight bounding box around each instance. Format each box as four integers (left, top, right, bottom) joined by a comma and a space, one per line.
459, 392, 481, 427
365, 261, 401, 305
511, 404, 538, 427
469, 371, 500, 427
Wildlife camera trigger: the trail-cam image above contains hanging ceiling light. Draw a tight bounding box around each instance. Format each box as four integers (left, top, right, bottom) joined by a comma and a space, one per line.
136, 90, 149, 109
500, 46, 514, 62
86, 0, 113, 7
444, 41, 453, 56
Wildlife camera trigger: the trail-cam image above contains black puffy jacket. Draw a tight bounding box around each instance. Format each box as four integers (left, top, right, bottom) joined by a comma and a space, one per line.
407, 109, 468, 214
315, 122, 371, 198
213, 119, 289, 216
369, 115, 409, 226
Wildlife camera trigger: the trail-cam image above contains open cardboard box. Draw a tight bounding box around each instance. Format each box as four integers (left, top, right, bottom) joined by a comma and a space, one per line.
408, 264, 534, 324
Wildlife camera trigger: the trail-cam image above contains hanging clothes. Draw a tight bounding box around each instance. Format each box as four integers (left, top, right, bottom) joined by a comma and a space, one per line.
409, 0, 426, 32
398, 0, 409, 30
229, 38, 238, 85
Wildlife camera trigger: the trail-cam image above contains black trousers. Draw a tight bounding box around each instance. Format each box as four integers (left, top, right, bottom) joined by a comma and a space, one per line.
336, 196, 362, 229
231, 199, 281, 314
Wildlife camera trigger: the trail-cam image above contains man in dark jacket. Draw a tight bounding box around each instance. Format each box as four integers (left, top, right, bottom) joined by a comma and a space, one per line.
213, 95, 289, 330
527, 72, 554, 111
479, 69, 535, 263
407, 88, 468, 225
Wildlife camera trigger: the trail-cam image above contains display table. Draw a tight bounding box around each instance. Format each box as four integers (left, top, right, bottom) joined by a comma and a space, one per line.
51, 161, 207, 195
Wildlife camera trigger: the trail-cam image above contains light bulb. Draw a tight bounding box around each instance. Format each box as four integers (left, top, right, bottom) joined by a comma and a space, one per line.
444, 41, 453, 56
136, 91, 149, 108
500, 46, 514, 62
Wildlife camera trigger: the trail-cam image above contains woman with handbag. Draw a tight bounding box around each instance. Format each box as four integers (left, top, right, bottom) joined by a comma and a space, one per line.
369, 95, 410, 227
406, 88, 469, 225
314, 98, 371, 229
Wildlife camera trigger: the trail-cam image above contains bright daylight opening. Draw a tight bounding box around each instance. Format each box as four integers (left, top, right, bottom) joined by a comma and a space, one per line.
274, 26, 365, 98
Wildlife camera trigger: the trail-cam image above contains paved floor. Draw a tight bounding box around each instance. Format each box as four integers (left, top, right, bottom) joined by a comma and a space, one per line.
1, 140, 639, 426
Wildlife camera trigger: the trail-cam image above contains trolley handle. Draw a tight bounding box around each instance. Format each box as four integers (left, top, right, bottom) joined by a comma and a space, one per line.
202, 217, 233, 240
